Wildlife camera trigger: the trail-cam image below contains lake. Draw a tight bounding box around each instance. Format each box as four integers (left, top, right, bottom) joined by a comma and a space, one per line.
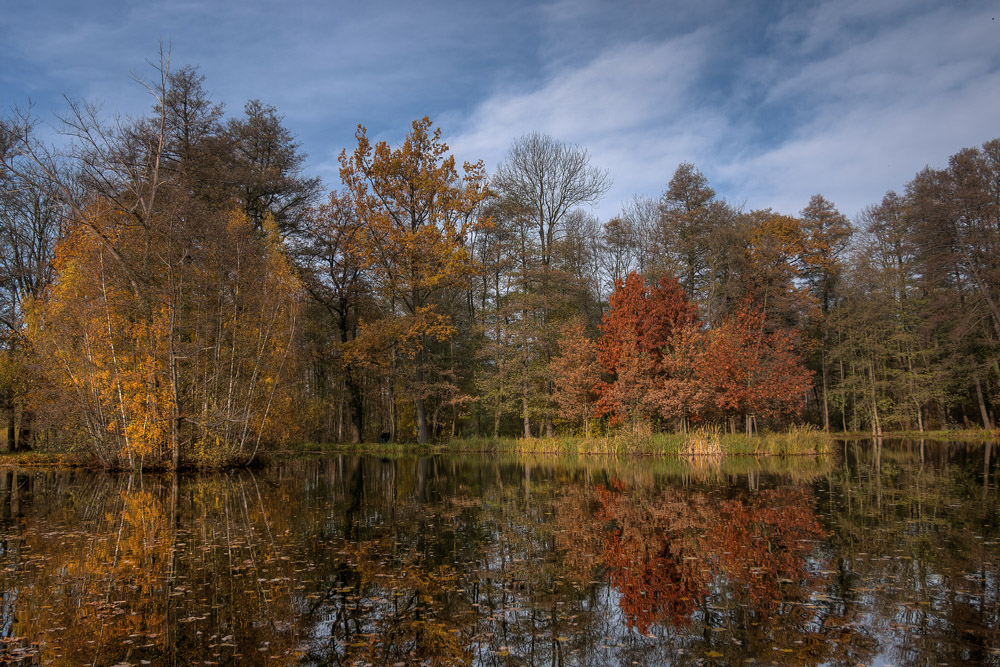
0, 440, 997, 665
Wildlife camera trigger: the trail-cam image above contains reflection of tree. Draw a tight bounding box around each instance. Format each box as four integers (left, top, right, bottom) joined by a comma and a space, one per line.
710, 490, 825, 611
0, 472, 309, 666
562, 483, 825, 635
819, 440, 1000, 666
0, 445, 997, 665
595, 483, 713, 632
0, 477, 172, 666
308, 538, 470, 666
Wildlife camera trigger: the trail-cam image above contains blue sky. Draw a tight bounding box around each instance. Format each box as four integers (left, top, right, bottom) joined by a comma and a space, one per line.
2, 0, 997, 221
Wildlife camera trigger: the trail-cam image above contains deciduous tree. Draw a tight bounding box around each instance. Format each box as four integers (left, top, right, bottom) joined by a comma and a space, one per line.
550, 319, 600, 436
699, 300, 813, 433
494, 133, 610, 436
595, 273, 701, 429
339, 118, 489, 443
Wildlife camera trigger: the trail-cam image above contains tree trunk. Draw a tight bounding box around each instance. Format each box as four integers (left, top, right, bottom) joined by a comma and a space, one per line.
337, 385, 344, 443
340, 315, 364, 443
18, 410, 31, 451
6, 413, 14, 452
388, 345, 398, 442
415, 397, 428, 444
522, 369, 532, 438
414, 349, 428, 444
345, 374, 364, 444
493, 396, 501, 438
838, 325, 847, 432
821, 352, 830, 432
431, 403, 442, 442
975, 376, 994, 430
868, 362, 882, 437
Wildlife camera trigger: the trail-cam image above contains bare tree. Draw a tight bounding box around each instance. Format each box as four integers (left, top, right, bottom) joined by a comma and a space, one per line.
493, 133, 610, 436
493, 132, 610, 270
618, 194, 658, 276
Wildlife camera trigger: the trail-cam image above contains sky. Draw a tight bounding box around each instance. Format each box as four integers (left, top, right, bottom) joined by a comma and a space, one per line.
2, 0, 998, 222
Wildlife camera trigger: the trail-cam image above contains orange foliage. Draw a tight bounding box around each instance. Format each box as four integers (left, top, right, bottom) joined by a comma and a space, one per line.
339, 117, 489, 342
698, 300, 813, 422
338, 117, 490, 442
595, 272, 703, 427
29, 203, 174, 465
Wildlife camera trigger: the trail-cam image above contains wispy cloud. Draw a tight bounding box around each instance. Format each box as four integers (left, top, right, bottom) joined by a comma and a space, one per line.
449, 30, 727, 215
450, 0, 1000, 220
723, 1, 1000, 215
3, 0, 997, 220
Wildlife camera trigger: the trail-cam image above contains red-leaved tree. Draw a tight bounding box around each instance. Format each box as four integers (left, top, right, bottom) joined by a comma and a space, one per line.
550, 319, 601, 436
699, 300, 813, 433
595, 273, 702, 428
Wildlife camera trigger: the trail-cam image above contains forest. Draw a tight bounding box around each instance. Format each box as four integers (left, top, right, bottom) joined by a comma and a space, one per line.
1, 60, 998, 468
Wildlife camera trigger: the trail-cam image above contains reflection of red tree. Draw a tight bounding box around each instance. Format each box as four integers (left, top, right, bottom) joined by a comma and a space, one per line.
710, 490, 825, 611
577, 484, 824, 634
595, 485, 712, 633
601, 531, 706, 632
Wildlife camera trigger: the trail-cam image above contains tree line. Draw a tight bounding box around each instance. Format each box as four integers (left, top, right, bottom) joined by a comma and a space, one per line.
1, 57, 997, 466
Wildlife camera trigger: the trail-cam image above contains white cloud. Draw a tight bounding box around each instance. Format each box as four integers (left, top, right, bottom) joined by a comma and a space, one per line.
449, 0, 1000, 221
723, 1, 1000, 217
5, 0, 996, 222
449, 29, 726, 215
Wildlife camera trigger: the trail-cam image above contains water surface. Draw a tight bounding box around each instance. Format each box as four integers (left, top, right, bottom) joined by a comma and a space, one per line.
0, 441, 997, 665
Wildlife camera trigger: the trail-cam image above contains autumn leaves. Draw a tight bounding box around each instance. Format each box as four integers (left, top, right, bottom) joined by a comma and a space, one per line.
553, 273, 812, 435
338, 119, 490, 445
5, 48, 822, 465
23, 111, 815, 464
29, 206, 301, 469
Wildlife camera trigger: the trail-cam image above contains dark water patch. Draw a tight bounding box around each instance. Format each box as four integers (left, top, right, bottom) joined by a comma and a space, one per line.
0, 442, 997, 665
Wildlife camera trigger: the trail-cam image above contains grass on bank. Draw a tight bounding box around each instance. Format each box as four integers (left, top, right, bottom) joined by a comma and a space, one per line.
839, 428, 1000, 443
292, 424, 834, 458
0, 450, 86, 467
447, 424, 833, 456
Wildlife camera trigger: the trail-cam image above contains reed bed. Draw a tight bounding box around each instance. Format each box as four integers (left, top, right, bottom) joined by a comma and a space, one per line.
402, 425, 834, 457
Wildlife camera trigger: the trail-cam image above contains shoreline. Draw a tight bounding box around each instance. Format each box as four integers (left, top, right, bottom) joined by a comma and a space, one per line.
2, 428, 996, 469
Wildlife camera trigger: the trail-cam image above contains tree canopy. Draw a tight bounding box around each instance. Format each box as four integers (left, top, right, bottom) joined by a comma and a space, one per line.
2, 57, 998, 465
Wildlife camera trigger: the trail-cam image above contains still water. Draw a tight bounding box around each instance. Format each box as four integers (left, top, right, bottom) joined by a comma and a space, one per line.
0, 441, 997, 666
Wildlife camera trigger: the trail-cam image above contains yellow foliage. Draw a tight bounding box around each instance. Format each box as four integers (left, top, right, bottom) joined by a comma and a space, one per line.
28, 201, 301, 468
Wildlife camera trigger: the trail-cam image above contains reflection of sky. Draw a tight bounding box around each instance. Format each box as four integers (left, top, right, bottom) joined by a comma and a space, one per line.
0, 445, 996, 664
3, 1, 998, 222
